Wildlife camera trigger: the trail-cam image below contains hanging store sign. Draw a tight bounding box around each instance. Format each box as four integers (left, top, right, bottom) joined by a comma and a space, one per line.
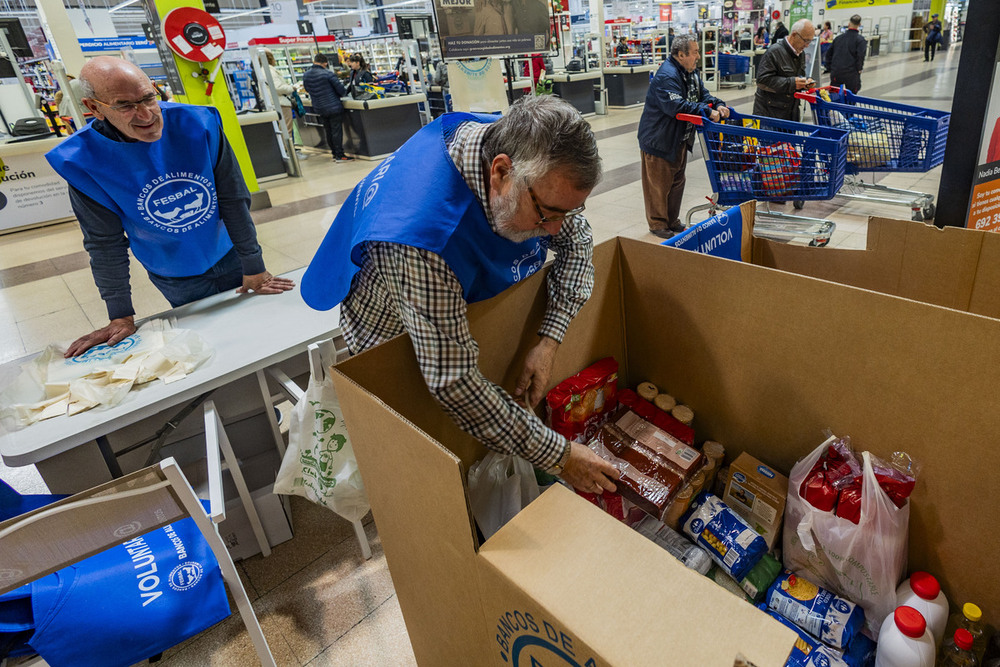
659, 4, 672, 22
78, 35, 156, 52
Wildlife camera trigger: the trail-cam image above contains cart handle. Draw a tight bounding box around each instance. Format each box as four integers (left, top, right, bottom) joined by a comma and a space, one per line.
676, 113, 703, 126
794, 91, 817, 103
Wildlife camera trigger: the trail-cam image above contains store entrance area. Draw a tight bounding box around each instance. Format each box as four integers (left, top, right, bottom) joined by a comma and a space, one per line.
0, 43, 960, 665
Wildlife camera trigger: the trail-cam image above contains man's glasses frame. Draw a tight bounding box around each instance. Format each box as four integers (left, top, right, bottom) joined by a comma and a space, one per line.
527, 185, 585, 226
90, 92, 160, 114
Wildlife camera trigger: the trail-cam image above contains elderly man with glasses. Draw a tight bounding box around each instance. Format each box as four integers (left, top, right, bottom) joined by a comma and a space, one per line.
46, 56, 293, 357
301, 96, 621, 496
753, 18, 817, 121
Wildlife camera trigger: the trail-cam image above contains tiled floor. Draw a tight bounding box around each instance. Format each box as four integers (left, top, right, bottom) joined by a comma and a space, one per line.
0, 45, 960, 665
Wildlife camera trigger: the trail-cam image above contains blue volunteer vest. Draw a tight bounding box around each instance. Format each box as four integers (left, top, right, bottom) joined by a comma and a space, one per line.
45, 102, 233, 278
301, 112, 549, 311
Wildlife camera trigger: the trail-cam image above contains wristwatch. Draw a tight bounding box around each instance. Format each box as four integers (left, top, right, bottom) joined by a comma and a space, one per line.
545, 440, 573, 476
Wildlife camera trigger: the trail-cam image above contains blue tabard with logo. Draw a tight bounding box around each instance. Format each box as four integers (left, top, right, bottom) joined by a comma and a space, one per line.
300, 112, 549, 311
45, 102, 231, 278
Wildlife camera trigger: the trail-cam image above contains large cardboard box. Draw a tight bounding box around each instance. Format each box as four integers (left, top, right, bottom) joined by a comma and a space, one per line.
332, 236, 1000, 666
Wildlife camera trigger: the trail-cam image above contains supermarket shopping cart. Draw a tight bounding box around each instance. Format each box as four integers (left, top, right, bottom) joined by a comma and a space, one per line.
718, 53, 750, 89
796, 86, 950, 221
678, 109, 849, 246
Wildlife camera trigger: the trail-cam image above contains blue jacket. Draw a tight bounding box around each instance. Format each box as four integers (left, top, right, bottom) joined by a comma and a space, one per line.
302, 65, 348, 114
637, 56, 724, 162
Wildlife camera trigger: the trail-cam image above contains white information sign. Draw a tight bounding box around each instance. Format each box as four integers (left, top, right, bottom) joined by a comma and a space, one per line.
0, 149, 74, 232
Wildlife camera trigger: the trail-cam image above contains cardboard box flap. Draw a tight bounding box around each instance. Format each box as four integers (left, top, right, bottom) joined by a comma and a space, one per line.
479, 485, 797, 667
618, 237, 1000, 615
330, 366, 493, 666
752, 217, 987, 315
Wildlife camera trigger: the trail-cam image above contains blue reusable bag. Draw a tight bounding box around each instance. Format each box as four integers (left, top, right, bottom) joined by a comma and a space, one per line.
0, 481, 230, 667
662, 206, 745, 261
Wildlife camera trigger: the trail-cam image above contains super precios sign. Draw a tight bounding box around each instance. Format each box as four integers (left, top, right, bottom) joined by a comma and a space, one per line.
495, 609, 598, 666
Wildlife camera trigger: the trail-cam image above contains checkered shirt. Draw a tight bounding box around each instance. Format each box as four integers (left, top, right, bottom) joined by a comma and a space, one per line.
339, 120, 594, 469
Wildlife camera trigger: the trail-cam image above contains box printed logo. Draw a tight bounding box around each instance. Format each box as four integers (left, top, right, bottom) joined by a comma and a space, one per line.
496, 609, 598, 666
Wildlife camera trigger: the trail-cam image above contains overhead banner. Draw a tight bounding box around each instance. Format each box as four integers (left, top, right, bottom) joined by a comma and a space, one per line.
967, 40, 1000, 231
659, 4, 672, 22
78, 35, 156, 51
824, 0, 905, 8
432, 0, 551, 58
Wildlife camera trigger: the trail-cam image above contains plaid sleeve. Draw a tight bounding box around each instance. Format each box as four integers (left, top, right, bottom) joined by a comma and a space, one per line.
538, 213, 595, 342
367, 242, 568, 469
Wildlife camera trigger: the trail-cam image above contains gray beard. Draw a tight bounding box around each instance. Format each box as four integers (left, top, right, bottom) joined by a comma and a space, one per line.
491, 184, 548, 243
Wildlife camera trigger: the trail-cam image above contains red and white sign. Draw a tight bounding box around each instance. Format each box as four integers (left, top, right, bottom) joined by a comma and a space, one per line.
659, 4, 672, 22
247, 35, 338, 46
162, 7, 226, 62
771, 9, 781, 20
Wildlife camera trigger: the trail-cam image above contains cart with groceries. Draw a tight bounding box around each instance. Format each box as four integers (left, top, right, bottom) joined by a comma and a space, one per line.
795, 85, 950, 221
718, 53, 751, 89
679, 109, 850, 246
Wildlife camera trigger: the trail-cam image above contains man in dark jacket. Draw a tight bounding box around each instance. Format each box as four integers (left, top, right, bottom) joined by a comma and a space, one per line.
924, 13, 942, 62
637, 34, 729, 238
825, 14, 866, 93
753, 18, 816, 121
302, 53, 352, 162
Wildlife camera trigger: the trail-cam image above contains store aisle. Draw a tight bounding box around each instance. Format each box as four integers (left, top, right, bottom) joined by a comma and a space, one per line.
0, 44, 960, 666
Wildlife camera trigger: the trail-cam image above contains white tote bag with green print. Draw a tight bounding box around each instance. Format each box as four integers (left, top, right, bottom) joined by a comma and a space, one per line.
274, 343, 369, 523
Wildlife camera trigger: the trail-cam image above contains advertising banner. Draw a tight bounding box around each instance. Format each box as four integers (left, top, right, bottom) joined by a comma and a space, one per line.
77, 35, 156, 51
0, 151, 74, 232
788, 0, 812, 27
824, 0, 905, 8
659, 4, 672, 22
432, 0, 551, 58
967, 42, 1000, 231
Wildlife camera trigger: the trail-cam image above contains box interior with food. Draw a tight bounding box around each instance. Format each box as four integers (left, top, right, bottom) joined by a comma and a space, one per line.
331, 235, 1000, 667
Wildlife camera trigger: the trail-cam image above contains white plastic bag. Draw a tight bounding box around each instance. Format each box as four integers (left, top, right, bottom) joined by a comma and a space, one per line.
273, 348, 370, 523
468, 451, 541, 541
783, 436, 909, 636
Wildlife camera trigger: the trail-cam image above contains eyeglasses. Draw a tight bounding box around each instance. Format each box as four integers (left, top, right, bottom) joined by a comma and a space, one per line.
90, 92, 160, 114
527, 185, 585, 225
792, 32, 815, 44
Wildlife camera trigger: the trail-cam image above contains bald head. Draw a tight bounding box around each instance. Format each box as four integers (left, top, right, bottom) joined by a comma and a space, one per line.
79, 56, 164, 142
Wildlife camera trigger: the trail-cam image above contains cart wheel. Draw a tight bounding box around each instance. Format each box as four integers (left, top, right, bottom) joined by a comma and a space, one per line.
922, 203, 936, 220
793, 200, 805, 210
911, 209, 924, 222
809, 238, 831, 247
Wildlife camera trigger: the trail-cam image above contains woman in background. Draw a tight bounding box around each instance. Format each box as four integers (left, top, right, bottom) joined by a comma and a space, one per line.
754, 26, 770, 48
347, 53, 374, 98
820, 21, 834, 73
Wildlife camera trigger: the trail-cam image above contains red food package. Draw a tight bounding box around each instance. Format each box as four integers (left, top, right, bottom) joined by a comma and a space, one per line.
575, 490, 629, 522
800, 469, 839, 512
589, 424, 683, 520
873, 466, 916, 509
546, 357, 619, 443
617, 388, 695, 445
606, 404, 703, 480
836, 480, 862, 524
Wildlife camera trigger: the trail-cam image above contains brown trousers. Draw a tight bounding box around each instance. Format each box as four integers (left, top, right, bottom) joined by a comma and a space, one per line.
641, 148, 689, 232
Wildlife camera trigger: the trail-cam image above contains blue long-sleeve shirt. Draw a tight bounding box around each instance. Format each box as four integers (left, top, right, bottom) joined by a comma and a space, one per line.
68, 118, 265, 320
302, 65, 347, 114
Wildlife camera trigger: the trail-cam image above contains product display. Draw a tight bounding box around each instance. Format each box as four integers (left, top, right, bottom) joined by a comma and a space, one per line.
682, 492, 768, 581
546, 356, 620, 443
765, 571, 864, 650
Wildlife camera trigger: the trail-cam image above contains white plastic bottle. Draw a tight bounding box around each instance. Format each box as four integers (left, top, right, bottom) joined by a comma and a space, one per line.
897, 571, 949, 646
875, 606, 936, 667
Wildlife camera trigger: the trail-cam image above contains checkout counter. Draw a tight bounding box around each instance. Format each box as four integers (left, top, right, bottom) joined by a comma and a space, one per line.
602, 64, 657, 108
300, 92, 427, 161
550, 70, 602, 115
237, 110, 285, 181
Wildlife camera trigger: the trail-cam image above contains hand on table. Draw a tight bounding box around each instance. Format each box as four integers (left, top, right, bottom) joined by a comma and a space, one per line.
64, 316, 136, 358
560, 442, 621, 494
513, 335, 560, 409
236, 271, 296, 296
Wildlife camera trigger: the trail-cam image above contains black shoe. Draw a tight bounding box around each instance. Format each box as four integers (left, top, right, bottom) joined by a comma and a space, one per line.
334, 155, 355, 162
651, 228, 675, 239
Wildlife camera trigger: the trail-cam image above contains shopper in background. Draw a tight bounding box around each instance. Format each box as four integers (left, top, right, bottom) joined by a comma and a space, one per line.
346, 53, 374, 98
302, 52, 352, 162
819, 21, 834, 72
301, 96, 620, 495
772, 21, 789, 41
45, 56, 293, 357
825, 14, 866, 93
263, 49, 300, 152
753, 18, 816, 121
924, 13, 943, 62
754, 26, 770, 48
637, 34, 729, 239
56, 74, 84, 119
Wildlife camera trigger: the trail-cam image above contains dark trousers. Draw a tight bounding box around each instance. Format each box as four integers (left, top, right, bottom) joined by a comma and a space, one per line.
831, 72, 861, 94
320, 111, 346, 158
924, 40, 938, 61
147, 247, 243, 308
641, 148, 689, 232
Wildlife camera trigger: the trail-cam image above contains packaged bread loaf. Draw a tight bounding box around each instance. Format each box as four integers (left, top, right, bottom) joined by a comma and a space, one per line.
588, 424, 683, 520
606, 404, 704, 480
